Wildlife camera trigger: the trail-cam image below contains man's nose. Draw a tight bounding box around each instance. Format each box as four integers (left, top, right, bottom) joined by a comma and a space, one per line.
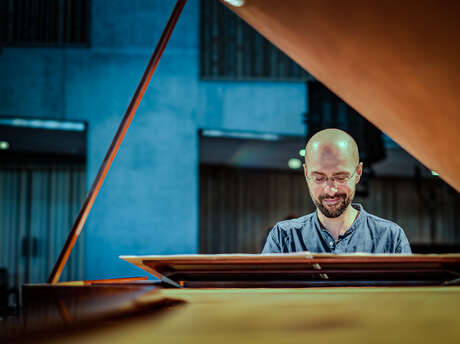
324, 179, 338, 193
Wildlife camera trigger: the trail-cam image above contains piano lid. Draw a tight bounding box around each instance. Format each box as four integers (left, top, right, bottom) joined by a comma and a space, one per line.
222, 0, 460, 192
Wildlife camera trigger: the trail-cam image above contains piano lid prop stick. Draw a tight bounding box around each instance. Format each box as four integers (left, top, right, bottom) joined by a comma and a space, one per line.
48, 0, 188, 284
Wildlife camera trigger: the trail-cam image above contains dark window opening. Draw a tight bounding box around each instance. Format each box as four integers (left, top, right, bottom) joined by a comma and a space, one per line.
0, 0, 91, 47
200, 0, 310, 81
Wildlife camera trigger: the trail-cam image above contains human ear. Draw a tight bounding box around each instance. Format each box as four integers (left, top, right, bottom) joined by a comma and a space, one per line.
355, 162, 363, 184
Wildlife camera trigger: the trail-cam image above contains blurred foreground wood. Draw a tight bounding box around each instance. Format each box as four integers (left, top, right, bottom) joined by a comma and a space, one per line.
20, 286, 460, 344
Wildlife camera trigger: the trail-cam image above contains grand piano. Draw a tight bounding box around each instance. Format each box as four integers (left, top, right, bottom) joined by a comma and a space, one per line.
3, 0, 460, 343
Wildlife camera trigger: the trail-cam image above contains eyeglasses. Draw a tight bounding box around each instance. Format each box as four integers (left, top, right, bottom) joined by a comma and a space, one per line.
306, 164, 360, 185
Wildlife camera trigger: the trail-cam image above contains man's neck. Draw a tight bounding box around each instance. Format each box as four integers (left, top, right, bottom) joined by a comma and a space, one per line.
317, 204, 359, 241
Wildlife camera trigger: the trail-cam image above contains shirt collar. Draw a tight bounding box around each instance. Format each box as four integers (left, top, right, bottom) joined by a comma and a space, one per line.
314, 203, 365, 238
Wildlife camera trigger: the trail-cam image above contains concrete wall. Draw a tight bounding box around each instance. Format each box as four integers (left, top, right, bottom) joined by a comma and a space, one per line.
0, 0, 305, 279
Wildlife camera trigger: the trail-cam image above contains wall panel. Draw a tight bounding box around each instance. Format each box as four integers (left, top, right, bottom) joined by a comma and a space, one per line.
200, 165, 459, 253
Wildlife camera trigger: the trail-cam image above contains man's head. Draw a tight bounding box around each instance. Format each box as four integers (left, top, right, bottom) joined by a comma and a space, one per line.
303, 128, 362, 218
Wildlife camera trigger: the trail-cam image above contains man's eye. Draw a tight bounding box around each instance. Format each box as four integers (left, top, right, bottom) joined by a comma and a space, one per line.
334, 176, 348, 182
314, 176, 327, 182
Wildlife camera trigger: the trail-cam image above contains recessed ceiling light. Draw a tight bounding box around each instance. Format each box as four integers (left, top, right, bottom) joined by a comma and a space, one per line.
299, 149, 305, 157
222, 0, 245, 7
288, 158, 302, 169
431, 171, 439, 176
0, 141, 10, 150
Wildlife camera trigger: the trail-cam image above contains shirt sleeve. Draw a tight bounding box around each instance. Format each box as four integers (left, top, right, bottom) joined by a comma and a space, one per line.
261, 225, 282, 254
395, 228, 412, 254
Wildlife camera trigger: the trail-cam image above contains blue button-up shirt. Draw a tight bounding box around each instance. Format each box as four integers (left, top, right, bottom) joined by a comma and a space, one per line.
262, 204, 412, 254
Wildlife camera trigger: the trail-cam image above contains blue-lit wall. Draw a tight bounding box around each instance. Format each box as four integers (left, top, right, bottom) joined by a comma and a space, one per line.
0, 0, 305, 279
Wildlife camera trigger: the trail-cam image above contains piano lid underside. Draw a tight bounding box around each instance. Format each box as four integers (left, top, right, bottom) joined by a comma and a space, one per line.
223, 0, 460, 192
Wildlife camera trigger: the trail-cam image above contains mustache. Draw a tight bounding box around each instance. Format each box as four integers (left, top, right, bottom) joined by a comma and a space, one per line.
319, 193, 347, 201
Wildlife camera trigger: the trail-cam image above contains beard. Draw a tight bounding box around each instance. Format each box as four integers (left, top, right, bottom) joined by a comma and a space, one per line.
312, 191, 353, 218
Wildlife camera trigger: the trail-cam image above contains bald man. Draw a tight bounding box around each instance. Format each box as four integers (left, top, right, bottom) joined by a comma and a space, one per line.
262, 128, 411, 254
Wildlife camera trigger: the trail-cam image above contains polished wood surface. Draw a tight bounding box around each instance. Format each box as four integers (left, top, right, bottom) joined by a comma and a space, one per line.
47, 0, 188, 284
9, 287, 460, 343
1, 283, 182, 343
223, 0, 460, 192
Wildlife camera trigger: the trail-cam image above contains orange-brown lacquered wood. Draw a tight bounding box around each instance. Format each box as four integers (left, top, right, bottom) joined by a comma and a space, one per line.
47, 0, 188, 284
56, 277, 149, 286
223, 0, 460, 191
